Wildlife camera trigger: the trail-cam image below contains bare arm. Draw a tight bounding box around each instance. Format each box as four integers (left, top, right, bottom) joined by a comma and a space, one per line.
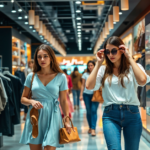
21, 87, 43, 109
59, 90, 69, 117
119, 45, 147, 86
129, 57, 147, 85
79, 79, 86, 100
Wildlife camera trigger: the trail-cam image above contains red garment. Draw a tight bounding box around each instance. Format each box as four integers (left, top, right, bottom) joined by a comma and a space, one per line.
67, 75, 73, 89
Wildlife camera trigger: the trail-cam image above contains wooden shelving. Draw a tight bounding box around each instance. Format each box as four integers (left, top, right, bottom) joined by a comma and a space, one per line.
12, 46, 19, 51
20, 49, 25, 53
12, 55, 19, 59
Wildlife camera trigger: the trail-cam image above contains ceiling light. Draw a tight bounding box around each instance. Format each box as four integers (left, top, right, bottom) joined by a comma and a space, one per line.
24, 15, 28, 19
78, 35, 81, 37
113, 22, 116, 24
78, 32, 81, 34
44, 40, 47, 42
77, 26, 81, 28
40, 35, 43, 37
29, 26, 33, 29
18, 8, 22, 12
33, 30, 36, 32
0, 3, 4, 7
11, 0, 14, 2
11, 4, 16, 13
85, 30, 90, 33
85, 37, 89, 39
66, 30, 70, 33
77, 23, 81, 25
76, 17, 81, 20
119, 12, 123, 15
78, 29, 81, 31
24, 22, 28, 24
18, 13, 22, 19
76, 10, 81, 13
76, 1, 81, 4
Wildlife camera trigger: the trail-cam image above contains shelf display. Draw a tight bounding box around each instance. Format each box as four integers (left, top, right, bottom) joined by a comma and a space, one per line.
12, 36, 31, 75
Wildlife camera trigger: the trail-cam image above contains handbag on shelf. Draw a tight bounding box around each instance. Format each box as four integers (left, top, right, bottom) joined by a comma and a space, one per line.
92, 87, 104, 103
59, 116, 81, 144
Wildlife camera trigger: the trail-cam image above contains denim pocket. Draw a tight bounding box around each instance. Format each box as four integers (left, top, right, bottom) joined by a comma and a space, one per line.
127, 105, 139, 114
104, 105, 112, 113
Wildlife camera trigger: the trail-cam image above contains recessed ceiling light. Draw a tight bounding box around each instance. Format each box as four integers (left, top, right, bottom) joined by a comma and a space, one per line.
24, 15, 28, 19
0, 3, 4, 7
44, 40, 47, 42
29, 26, 33, 29
76, 1, 81, 4
76, 17, 81, 20
78, 35, 81, 37
18, 8, 22, 12
76, 10, 81, 13
77, 26, 81, 28
113, 22, 116, 24
33, 30, 36, 32
78, 29, 81, 31
24, 22, 28, 24
78, 32, 81, 34
119, 12, 123, 15
66, 30, 70, 33
77, 23, 81, 25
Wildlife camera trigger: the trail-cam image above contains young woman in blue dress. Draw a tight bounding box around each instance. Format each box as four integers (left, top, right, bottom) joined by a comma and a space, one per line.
20, 44, 71, 150
86, 36, 150, 150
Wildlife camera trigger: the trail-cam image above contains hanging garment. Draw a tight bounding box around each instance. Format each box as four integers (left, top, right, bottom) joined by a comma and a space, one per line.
0, 78, 7, 113
0, 77, 14, 136
5, 74, 23, 124
15, 70, 26, 84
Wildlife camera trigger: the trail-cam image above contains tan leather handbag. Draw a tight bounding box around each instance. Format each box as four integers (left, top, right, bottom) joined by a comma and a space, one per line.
92, 87, 104, 103
59, 116, 81, 144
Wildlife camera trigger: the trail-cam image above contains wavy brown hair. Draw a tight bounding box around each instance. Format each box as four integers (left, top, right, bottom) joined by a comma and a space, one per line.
101, 36, 130, 88
33, 44, 63, 73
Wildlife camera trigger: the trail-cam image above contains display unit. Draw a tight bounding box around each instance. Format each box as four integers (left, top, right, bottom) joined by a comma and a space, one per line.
12, 36, 31, 75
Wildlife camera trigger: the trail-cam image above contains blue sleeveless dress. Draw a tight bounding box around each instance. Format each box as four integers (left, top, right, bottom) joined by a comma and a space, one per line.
19, 72, 68, 148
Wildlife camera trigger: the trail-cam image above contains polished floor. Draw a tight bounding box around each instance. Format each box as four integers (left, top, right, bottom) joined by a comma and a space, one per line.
1, 103, 150, 150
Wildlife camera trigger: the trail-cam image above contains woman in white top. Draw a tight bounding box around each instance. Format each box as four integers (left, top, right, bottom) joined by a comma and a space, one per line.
80, 60, 99, 136
86, 36, 150, 150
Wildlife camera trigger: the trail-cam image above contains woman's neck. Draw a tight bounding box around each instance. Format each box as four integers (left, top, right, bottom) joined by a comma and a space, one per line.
39, 66, 53, 75
113, 59, 121, 69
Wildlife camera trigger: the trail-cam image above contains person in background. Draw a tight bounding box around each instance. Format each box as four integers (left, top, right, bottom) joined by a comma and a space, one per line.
80, 60, 99, 136
70, 67, 82, 110
23, 59, 34, 121
59, 69, 74, 118
24, 59, 34, 77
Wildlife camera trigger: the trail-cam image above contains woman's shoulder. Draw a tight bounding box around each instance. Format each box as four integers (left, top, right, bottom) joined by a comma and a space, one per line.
26, 72, 34, 78
57, 73, 66, 78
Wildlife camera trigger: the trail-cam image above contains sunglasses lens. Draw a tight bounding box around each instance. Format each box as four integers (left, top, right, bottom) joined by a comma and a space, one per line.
111, 48, 118, 55
105, 49, 110, 55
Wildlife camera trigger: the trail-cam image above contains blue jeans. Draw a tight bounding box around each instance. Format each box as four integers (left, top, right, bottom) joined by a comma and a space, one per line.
83, 93, 99, 129
72, 89, 80, 106
103, 104, 142, 150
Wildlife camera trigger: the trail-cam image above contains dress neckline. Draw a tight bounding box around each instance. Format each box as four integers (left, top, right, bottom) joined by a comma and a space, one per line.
36, 73, 59, 87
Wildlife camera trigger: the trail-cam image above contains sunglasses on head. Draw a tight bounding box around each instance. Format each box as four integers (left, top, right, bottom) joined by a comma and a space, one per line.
104, 47, 124, 55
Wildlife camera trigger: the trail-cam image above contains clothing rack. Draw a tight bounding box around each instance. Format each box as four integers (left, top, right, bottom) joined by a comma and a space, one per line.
0, 68, 8, 148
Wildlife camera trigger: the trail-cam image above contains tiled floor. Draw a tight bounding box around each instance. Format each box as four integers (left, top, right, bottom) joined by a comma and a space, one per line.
1, 104, 150, 150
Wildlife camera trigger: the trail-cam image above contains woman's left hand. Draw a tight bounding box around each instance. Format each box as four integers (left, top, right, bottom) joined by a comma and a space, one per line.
119, 45, 132, 59
64, 121, 72, 134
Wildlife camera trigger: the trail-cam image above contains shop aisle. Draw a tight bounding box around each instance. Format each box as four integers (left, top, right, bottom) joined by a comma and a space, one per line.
1, 106, 150, 150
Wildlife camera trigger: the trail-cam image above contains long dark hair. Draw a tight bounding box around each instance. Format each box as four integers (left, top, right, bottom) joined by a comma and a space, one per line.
72, 67, 78, 78
33, 44, 63, 73
102, 36, 130, 88
87, 60, 95, 73
63, 69, 68, 75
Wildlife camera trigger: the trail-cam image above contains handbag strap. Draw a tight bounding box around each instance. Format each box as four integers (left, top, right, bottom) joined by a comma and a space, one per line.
63, 116, 74, 129
30, 73, 35, 90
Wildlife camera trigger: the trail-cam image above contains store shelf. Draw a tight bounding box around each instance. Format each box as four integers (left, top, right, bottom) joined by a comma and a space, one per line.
20, 49, 25, 53
12, 46, 19, 51
12, 55, 19, 59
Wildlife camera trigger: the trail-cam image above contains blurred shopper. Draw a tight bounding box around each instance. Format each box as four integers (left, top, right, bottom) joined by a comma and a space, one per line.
86, 36, 150, 150
59, 69, 74, 118
20, 44, 71, 150
23, 59, 34, 121
80, 60, 99, 136
70, 67, 82, 110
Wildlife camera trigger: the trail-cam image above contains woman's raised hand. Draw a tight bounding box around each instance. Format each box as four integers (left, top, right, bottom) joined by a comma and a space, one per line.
96, 49, 105, 63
